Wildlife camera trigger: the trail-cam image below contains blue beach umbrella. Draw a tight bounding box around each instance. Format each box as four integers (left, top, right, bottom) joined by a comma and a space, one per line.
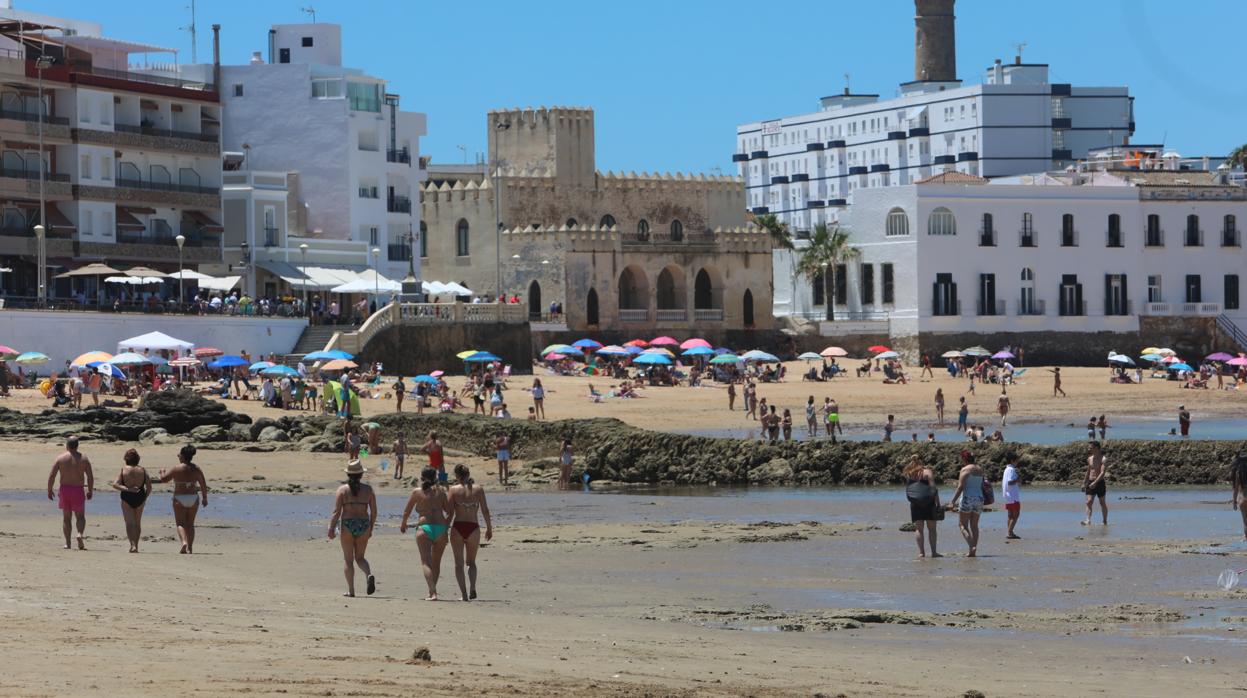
86, 361, 127, 379
261, 365, 299, 377
632, 352, 672, 366
572, 338, 603, 350
1139, 353, 1162, 362
713, 347, 733, 355
681, 346, 714, 357
413, 375, 439, 384
741, 350, 780, 363
1167, 363, 1194, 372
249, 361, 276, 373
623, 345, 644, 355
710, 354, 744, 365
303, 349, 354, 361
464, 351, 501, 363
211, 355, 249, 369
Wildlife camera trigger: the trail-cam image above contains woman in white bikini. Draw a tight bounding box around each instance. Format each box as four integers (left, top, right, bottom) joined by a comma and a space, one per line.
446, 465, 493, 601
155, 444, 209, 554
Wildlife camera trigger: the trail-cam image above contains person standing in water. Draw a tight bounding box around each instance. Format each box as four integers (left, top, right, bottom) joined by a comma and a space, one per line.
400, 467, 451, 601
781, 408, 793, 442
47, 436, 94, 550
110, 448, 150, 553
1097, 415, 1108, 440
805, 396, 817, 437
903, 454, 941, 559
447, 464, 493, 601
1002, 453, 1021, 540
155, 444, 209, 554
1178, 405, 1191, 438
494, 431, 512, 485
826, 398, 843, 439
1231, 451, 1247, 541
957, 396, 969, 432
328, 460, 378, 597
949, 450, 985, 557
934, 388, 945, 427
558, 438, 573, 489
1082, 441, 1108, 526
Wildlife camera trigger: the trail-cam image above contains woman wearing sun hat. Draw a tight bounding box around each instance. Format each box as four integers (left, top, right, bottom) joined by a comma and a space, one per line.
328, 460, 378, 597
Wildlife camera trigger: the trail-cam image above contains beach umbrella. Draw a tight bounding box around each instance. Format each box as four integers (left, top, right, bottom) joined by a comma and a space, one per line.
867, 345, 890, 354
874, 350, 899, 359
464, 351, 501, 363
1140, 347, 1164, 356
1139, 353, 1162, 362
623, 339, 649, 348
14, 351, 49, 365
741, 350, 780, 363
85, 361, 126, 380
110, 352, 153, 365
623, 345, 644, 355
1228, 357, 1247, 367
1168, 363, 1194, 372
962, 346, 990, 357
797, 351, 823, 361
168, 356, 201, 368
572, 338, 603, 350
1156, 348, 1176, 357
249, 361, 276, 373
596, 345, 629, 356
455, 349, 480, 360
1108, 354, 1135, 366
321, 358, 358, 372
1206, 352, 1235, 361
261, 365, 299, 377
713, 347, 733, 355
413, 375, 439, 384
642, 347, 674, 357
193, 347, 223, 358
211, 355, 249, 369
430, 370, 445, 377
72, 351, 113, 366
544, 352, 568, 361
1160, 355, 1182, 364
650, 336, 679, 346
710, 354, 744, 365
992, 350, 1015, 360
304, 349, 355, 361
0, 344, 18, 358
541, 343, 579, 356
941, 350, 964, 358
682, 346, 715, 357
633, 352, 672, 365
820, 346, 848, 357
680, 337, 712, 350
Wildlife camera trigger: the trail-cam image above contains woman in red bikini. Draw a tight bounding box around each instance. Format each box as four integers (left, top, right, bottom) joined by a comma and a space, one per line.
446, 464, 493, 602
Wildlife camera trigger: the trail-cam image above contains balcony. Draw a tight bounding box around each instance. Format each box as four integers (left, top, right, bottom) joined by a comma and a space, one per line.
907, 127, 929, 137
693, 308, 724, 322
978, 228, 996, 247
1184, 229, 1203, 247
387, 196, 411, 214
977, 299, 1005, 316
1058, 300, 1087, 317
749, 150, 769, 159
1, 167, 69, 183
263, 227, 279, 247
0, 108, 69, 126
31, 60, 216, 99
1104, 300, 1133, 317
655, 309, 687, 323
619, 309, 649, 322
115, 230, 208, 246
731, 152, 749, 162
0, 168, 72, 198
826, 139, 846, 148
931, 300, 960, 317
770, 175, 789, 184
1052, 149, 1073, 160
78, 178, 219, 208
1142, 302, 1222, 317
805, 142, 825, 151
387, 243, 412, 261
386, 148, 411, 164
114, 123, 216, 142
1223, 228, 1241, 247
76, 124, 219, 155
1060, 230, 1079, 247
1017, 298, 1045, 316
1019, 229, 1037, 247
887, 130, 906, 140
1144, 229, 1164, 247
1051, 117, 1072, 129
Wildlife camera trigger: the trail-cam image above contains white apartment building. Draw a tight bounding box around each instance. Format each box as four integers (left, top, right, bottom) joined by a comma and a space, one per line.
794, 167, 1247, 357
184, 23, 427, 285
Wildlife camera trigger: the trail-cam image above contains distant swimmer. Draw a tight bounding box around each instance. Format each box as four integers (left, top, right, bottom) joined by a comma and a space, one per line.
47, 436, 94, 550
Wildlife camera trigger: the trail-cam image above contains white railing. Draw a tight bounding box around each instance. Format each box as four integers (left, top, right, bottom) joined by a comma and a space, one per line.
330, 302, 398, 354
693, 308, 724, 322
397, 302, 526, 324
1141, 302, 1221, 317
619, 309, 649, 322
656, 309, 687, 322
1142, 302, 1171, 315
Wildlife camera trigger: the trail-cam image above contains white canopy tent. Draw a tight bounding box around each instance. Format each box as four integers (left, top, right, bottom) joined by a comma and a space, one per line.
331, 277, 402, 294
197, 275, 241, 292
117, 331, 195, 354
422, 281, 448, 295
442, 282, 473, 296
105, 275, 165, 285
168, 270, 215, 281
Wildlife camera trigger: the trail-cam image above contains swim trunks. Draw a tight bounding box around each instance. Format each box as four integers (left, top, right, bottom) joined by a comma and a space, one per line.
1005, 502, 1021, 513
58, 484, 86, 513
497, 449, 510, 461
1084, 479, 1106, 498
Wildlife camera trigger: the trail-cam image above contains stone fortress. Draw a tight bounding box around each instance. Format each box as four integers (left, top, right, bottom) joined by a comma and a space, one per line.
420, 106, 774, 333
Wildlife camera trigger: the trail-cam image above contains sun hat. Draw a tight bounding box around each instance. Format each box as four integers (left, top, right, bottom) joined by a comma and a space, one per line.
344, 460, 366, 475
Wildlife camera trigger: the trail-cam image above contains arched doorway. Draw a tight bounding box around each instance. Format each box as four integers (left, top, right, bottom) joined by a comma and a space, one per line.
618, 265, 649, 314
586, 288, 599, 326
528, 280, 542, 320
694, 268, 714, 308
656, 265, 686, 310
743, 289, 755, 327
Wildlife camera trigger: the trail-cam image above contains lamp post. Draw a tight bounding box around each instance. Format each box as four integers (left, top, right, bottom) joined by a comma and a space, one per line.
298, 242, 309, 316
239, 241, 250, 296
34, 224, 45, 307
492, 118, 510, 301
175, 234, 186, 311
371, 246, 380, 305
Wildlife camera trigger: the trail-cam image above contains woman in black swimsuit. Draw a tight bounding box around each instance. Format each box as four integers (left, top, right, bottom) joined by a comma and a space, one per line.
110, 448, 151, 553
903, 454, 942, 559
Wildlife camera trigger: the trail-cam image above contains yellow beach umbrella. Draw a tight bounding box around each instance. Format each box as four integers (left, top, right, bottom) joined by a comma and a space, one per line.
72, 351, 113, 367
1140, 347, 1163, 355
456, 349, 479, 360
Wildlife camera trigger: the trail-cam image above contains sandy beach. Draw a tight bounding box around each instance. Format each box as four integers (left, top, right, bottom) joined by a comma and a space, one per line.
1, 365, 1245, 696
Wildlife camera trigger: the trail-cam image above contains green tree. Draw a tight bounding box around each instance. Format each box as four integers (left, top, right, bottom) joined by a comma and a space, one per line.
797, 223, 860, 322
1227, 144, 1247, 170
753, 213, 793, 250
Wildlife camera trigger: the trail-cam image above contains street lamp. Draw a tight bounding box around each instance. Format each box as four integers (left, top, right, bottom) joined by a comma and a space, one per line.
298, 243, 309, 316
239, 241, 250, 296
371, 246, 380, 304
492, 118, 511, 301
33, 224, 45, 307
175, 234, 186, 311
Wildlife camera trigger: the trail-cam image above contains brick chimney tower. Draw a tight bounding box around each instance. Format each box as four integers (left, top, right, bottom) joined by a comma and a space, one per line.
914, 0, 956, 82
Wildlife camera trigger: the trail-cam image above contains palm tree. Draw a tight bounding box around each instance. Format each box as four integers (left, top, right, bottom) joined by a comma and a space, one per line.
753, 213, 793, 250
797, 223, 860, 321
1227, 144, 1247, 170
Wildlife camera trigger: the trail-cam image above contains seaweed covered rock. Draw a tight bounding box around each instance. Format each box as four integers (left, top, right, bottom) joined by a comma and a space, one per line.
104, 390, 252, 441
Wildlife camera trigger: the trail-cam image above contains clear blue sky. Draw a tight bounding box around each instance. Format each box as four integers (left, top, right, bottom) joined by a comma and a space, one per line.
36, 0, 1247, 173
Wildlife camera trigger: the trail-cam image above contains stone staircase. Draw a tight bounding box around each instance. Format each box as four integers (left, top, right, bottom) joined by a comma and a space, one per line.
1216, 314, 1247, 354
278, 325, 347, 365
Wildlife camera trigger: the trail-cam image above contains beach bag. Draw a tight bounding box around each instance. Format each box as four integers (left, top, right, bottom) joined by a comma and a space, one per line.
981, 477, 995, 506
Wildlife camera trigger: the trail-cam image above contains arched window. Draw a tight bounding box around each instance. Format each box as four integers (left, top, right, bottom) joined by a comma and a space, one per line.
743, 289, 755, 327
1107, 213, 1122, 247
586, 287, 600, 325
599, 214, 616, 229
636, 219, 649, 241
1224, 214, 1239, 247
618, 265, 648, 310
1185, 214, 1201, 246
1061, 213, 1077, 246
656, 265, 686, 309
455, 218, 469, 257
418, 221, 428, 257
885, 207, 909, 236
927, 207, 955, 235
527, 280, 542, 319
565, 218, 578, 228
670, 219, 683, 241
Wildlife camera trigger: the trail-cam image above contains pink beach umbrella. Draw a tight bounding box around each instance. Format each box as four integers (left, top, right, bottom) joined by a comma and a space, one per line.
1228, 357, 1247, 367
650, 336, 679, 346
430, 370, 445, 377
1160, 355, 1182, 364
0, 344, 18, 358
680, 337, 711, 350
544, 352, 567, 361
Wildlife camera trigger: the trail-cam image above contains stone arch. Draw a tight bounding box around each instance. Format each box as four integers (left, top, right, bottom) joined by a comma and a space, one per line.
694, 266, 723, 309
586, 287, 600, 326
656, 265, 687, 309
618, 264, 649, 310
599, 214, 616, 229
527, 279, 542, 320
743, 288, 755, 326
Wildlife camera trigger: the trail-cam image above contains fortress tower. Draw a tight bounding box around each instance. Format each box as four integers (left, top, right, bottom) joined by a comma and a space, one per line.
488, 107, 596, 189
914, 0, 956, 82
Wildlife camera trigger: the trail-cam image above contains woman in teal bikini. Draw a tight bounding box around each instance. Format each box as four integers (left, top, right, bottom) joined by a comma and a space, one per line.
400, 467, 451, 600
328, 460, 378, 597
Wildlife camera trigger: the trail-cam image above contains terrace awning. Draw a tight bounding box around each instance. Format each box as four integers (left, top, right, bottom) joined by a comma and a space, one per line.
116, 208, 146, 231
44, 203, 76, 231
255, 260, 369, 291
182, 209, 223, 233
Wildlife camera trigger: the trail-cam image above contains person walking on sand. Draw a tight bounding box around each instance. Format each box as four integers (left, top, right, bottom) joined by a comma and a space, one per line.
727, 380, 737, 411
420, 431, 446, 484
957, 396, 969, 432
744, 381, 757, 420
1231, 451, 1247, 541
392, 432, 407, 480
110, 448, 150, 553
494, 432, 512, 485
328, 460, 378, 597
400, 467, 451, 601
531, 378, 546, 420
393, 376, 406, 412
904, 454, 941, 559
447, 464, 493, 601
558, 438, 574, 489
920, 353, 934, 379
1049, 367, 1066, 397
1081, 441, 1109, 526
934, 388, 945, 427
997, 387, 1010, 427
1178, 405, 1191, 438
155, 444, 209, 554
805, 396, 817, 437
949, 450, 985, 557
47, 436, 94, 550
1002, 453, 1021, 540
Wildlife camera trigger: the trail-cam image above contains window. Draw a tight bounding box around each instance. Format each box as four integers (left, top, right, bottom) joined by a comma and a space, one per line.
101, 156, 112, 180
101, 211, 113, 237
419, 221, 428, 258
1185, 274, 1202, 303
1223, 214, 1239, 247
1226, 274, 1240, 310
264, 207, 277, 246
1104, 274, 1128, 316
1185, 214, 1202, 246
670, 219, 683, 241
99, 101, 110, 125
80, 153, 92, 180
860, 264, 874, 304
1106, 214, 1122, 247
1147, 275, 1162, 303
347, 82, 381, 112
1019, 268, 1037, 315
368, 227, 379, 247
1020, 212, 1035, 247
79, 96, 91, 123
116, 161, 140, 182
1059, 274, 1084, 316
357, 184, 378, 199
455, 219, 469, 257
81, 209, 93, 236
565, 218, 578, 229
885, 208, 909, 236
812, 271, 826, 306
834, 264, 847, 305
1145, 214, 1162, 246
312, 79, 343, 98
636, 219, 649, 241
927, 207, 956, 235
978, 273, 997, 315
881, 263, 894, 304
233, 84, 244, 97
149, 165, 171, 186
1061, 213, 1077, 246
301, 36, 314, 47
932, 273, 958, 316
599, 214, 616, 229
979, 212, 994, 246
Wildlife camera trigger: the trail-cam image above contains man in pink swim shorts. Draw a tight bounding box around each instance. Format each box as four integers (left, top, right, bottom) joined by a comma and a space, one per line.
47, 436, 94, 550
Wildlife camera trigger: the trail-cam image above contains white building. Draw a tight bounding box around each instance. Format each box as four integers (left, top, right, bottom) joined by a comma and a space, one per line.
184, 22, 427, 287
798, 165, 1247, 361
